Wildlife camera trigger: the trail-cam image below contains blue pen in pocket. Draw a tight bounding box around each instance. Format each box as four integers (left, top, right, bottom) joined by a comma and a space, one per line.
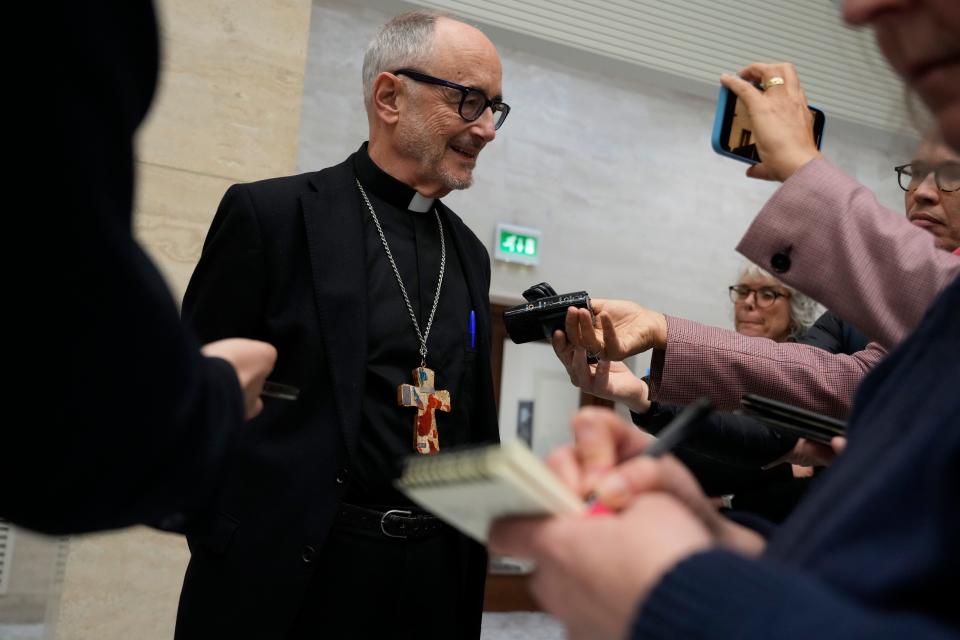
468, 310, 476, 349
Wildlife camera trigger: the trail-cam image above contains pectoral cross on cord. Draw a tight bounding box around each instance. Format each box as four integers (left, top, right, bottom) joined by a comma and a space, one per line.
356, 179, 450, 455
398, 366, 451, 454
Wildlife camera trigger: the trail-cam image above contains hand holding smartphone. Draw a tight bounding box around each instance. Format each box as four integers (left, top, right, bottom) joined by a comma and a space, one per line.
711, 64, 827, 181
712, 83, 826, 165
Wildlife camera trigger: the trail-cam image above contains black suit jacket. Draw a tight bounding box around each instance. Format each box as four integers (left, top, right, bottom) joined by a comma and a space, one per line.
175, 156, 499, 638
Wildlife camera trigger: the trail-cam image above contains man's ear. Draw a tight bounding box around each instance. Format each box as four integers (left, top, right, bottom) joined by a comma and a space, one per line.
371, 72, 402, 125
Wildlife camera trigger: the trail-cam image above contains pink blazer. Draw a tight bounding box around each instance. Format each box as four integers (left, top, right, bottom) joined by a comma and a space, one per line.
650, 159, 959, 417
737, 158, 960, 348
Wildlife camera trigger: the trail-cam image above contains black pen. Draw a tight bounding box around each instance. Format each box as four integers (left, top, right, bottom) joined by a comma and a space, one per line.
261, 381, 300, 401
643, 396, 713, 457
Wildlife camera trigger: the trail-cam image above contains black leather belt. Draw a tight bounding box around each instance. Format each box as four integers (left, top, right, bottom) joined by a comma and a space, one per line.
336, 502, 446, 540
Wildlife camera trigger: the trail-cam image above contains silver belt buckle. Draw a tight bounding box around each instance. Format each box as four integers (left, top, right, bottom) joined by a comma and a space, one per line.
380, 509, 412, 539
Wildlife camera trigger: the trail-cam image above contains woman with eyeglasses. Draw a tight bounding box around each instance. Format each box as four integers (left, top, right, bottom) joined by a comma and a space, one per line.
729, 263, 821, 343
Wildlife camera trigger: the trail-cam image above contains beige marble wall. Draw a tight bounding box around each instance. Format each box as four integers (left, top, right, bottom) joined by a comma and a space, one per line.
55, 1, 312, 639
136, 0, 311, 297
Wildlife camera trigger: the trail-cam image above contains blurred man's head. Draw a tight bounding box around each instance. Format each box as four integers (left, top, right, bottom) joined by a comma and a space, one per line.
843, 0, 960, 152
362, 11, 505, 198
900, 130, 960, 251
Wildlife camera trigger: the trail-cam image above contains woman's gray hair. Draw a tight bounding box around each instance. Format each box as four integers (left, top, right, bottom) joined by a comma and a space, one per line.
737, 262, 823, 340
362, 10, 450, 108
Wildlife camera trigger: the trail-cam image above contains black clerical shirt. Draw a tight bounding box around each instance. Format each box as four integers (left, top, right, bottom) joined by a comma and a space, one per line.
347, 144, 478, 507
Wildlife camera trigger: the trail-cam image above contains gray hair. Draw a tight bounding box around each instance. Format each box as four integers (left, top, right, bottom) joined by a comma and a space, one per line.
362, 10, 450, 109
737, 262, 823, 340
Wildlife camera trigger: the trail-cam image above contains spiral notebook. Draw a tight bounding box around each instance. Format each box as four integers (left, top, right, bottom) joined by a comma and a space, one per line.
395, 439, 584, 543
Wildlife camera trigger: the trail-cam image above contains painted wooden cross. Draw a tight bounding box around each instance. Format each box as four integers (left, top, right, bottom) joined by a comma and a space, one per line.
398, 366, 451, 455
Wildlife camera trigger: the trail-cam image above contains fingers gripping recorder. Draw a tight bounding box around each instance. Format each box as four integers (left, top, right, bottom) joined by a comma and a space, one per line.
503, 282, 599, 363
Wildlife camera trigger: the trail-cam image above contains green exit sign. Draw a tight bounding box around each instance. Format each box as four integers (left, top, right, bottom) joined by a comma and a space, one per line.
494, 223, 541, 265
501, 231, 537, 256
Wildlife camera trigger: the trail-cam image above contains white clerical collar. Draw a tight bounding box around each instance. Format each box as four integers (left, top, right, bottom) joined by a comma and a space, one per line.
408, 192, 436, 213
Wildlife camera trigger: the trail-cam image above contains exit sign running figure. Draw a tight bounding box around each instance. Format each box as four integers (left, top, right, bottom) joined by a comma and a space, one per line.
494, 223, 541, 266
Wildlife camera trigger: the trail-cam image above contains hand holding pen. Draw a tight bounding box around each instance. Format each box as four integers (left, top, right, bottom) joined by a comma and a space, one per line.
584, 397, 712, 515
488, 401, 764, 635
545, 398, 709, 503
201, 338, 277, 419
544, 400, 765, 555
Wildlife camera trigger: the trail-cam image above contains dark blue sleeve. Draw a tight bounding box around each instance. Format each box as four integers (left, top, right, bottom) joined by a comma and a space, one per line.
631, 551, 956, 639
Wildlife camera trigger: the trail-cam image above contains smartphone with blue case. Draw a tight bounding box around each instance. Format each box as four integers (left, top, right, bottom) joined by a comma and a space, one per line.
711, 84, 826, 164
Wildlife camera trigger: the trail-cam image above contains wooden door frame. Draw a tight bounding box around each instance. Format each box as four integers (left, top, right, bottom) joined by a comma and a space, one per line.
484, 304, 610, 612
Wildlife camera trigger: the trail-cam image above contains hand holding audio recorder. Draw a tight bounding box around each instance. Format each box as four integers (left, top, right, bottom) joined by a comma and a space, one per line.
503, 282, 594, 345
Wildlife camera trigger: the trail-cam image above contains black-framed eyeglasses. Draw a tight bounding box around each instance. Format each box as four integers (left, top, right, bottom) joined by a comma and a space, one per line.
393, 69, 510, 130
894, 161, 960, 192
728, 285, 789, 308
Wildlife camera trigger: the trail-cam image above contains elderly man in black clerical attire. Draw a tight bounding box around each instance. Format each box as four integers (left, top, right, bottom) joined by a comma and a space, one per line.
175, 11, 507, 640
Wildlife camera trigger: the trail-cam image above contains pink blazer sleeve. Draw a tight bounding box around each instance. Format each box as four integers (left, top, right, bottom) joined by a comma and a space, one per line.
736, 158, 960, 349
649, 317, 886, 418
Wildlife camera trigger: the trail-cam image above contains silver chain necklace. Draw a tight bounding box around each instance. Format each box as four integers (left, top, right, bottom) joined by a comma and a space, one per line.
356, 179, 446, 367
